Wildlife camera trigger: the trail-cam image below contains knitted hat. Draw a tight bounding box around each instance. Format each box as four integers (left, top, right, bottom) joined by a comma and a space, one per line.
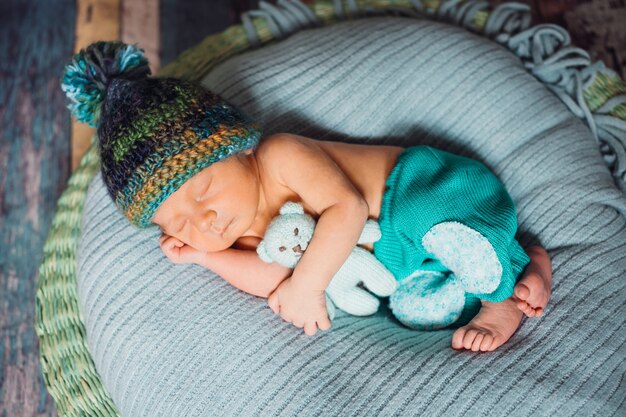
61, 41, 262, 227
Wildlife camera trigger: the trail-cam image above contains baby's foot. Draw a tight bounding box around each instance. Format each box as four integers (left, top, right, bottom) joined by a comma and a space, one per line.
514, 246, 552, 318
451, 298, 523, 352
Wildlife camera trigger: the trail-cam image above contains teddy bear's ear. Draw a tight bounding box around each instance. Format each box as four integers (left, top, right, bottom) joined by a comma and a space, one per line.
256, 241, 274, 263
279, 201, 304, 215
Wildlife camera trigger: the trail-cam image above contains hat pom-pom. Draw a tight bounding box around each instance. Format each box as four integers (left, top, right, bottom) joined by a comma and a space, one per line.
61, 41, 150, 127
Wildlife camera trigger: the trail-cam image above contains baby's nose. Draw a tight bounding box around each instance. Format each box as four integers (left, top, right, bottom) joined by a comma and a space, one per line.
193, 210, 217, 232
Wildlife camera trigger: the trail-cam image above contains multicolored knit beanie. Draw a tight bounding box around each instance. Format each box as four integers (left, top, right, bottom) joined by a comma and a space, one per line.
60, 41, 262, 227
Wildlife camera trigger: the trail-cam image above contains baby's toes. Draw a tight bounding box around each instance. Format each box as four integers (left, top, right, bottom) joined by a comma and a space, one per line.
514, 282, 531, 301
471, 333, 484, 352
533, 290, 551, 310
452, 327, 501, 351
515, 298, 527, 311
462, 329, 481, 350
528, 306, 543, 317
523, 303, 535, 317
515, 299, 529, 314
516, 297, 545, 318
452, 327, 467, 350
519, 272, 551, 309
480, 333, 494, 351
518, 303, 544, 317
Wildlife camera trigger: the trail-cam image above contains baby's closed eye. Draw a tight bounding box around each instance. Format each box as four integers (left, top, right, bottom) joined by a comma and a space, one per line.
174, 219, 188, 233
195, 181, 211, 202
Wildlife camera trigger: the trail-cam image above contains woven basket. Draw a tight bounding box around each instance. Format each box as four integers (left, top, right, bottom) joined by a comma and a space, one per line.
35, 1, 626, 416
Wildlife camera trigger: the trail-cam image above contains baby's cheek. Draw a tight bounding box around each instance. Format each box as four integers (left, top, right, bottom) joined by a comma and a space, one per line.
189, 233, 233, 252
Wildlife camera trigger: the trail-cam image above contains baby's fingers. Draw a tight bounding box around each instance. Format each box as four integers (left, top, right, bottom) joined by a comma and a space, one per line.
160, 234, 181, 249
159, 235, 173, 251
267, 292, 280, 315
317, 316, 332, 332
169, 237, 185, 248
303, 322, 318, 336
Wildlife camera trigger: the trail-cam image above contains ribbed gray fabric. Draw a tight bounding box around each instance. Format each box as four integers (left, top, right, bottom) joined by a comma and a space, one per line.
77, 17, 626, 416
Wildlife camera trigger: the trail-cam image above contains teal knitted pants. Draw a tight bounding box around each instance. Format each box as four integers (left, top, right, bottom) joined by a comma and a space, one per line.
373, 146, 530, 324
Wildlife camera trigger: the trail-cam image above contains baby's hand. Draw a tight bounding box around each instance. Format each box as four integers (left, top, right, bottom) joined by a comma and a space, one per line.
267, 276, 332, 336
159, 233, 204, 265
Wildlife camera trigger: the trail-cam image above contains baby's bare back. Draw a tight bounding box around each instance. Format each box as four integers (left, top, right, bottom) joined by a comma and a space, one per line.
314, 138, 405, 219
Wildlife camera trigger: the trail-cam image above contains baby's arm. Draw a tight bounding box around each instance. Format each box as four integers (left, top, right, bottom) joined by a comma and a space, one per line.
198, 248, 292, 298
160, 234, 291, 298
262, 134, 369, 334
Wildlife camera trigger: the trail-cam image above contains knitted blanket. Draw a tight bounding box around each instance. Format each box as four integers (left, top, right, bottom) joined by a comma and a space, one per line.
76, 16, 626, 416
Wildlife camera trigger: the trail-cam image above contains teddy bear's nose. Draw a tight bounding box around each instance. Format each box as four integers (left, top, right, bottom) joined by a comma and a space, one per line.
292, 244, 303, 254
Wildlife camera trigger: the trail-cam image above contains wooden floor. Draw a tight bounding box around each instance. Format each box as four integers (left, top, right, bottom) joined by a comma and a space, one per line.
0, 1, 257, 416
0, 0, 622, 416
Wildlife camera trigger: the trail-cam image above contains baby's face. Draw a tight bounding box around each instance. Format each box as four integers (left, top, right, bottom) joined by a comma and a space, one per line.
152, 150, 261, 252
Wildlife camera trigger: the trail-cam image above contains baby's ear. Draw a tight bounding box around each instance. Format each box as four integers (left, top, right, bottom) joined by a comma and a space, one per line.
256, 241, 273, 263
279, 202, 304, 215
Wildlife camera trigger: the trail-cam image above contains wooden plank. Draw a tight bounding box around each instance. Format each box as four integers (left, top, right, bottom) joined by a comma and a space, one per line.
0, 1, 76, 416
71, 0, 121, 172
159, 0, 259, 67
121, 0, 160, 74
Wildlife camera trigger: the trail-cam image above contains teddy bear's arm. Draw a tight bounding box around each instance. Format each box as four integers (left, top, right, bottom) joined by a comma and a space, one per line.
357, 220, 382, 245
197, 248, 292, 298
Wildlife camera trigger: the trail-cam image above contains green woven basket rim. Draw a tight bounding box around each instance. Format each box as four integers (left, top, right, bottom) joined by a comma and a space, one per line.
35, 1, 626, 416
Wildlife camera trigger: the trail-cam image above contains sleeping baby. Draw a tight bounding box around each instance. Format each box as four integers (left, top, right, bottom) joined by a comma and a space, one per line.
62, 41, 552, 352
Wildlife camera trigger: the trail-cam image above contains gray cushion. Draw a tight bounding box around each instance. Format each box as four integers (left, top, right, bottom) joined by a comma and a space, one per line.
77, 17, 626, 416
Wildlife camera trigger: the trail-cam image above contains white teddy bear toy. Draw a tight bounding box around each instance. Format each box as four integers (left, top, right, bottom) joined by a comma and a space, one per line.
256, 202, 397, 319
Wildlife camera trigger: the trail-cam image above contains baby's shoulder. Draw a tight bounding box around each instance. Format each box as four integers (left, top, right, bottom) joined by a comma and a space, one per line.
254, 132, 341, 186
256, 132, 321, 157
